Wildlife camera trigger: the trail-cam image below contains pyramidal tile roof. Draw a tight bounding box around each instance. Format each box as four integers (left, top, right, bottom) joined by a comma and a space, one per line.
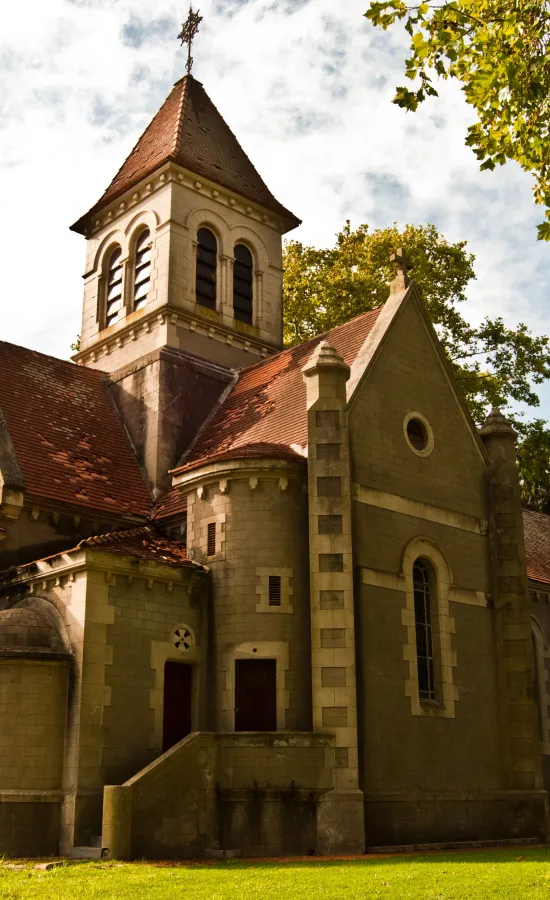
172, 306, 383, 476
0, 340, 151, 518
71, 75, 301, 234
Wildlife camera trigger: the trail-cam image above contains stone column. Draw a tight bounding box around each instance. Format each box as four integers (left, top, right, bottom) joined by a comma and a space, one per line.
480, 409, 544, 795
220, 255, 234, 318
302, 341, 365, 855
102, 785, 132, 860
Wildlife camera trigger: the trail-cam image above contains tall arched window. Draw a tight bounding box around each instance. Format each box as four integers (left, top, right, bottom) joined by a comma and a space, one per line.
413, 560, 435, 700
133, 229, 151, 311
233, 244, 253, 324
106, 247, 123, 327
533, 633, 543, 741
196, 228, 217, 310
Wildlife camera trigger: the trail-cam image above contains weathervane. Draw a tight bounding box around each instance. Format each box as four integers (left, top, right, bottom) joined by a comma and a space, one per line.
178, 6, 203, 76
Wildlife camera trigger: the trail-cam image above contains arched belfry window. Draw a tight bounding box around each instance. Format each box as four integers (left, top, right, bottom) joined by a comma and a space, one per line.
413, 560, 435, 700
133, 229, 151, 311
106, 247, 123, 327
233, 244, 253, 325
196, 228, 217, 310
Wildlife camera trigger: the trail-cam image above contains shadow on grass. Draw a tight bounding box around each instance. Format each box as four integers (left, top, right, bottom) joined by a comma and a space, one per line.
115, 847, 550, 872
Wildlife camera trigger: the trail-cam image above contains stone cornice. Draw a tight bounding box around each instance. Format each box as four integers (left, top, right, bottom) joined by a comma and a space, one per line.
73, 303, 277, 367
83, 161, 293, 240
171, 456, 306, 492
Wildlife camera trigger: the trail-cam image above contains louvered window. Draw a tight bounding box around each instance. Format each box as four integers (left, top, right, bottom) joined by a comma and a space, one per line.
268, 576, 282, 607
134, 229, 151, 311
233, 244, 253, 324
106, 248, 123, 327
407, 418, 427, 452
207, 522, 216, 557
413, 560, 435, 700
196, 228, 217, 310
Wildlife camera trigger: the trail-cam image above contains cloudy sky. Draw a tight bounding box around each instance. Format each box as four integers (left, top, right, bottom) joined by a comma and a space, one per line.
1, 0, 549, 413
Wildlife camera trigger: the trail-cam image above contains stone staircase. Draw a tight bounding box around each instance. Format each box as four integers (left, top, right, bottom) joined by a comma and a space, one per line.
69, 835, 105, 860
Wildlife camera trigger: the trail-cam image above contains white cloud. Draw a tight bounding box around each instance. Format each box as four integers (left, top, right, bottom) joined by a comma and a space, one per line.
1, 0, 549, 414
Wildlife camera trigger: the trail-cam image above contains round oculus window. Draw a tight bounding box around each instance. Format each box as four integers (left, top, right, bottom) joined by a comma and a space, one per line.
407, 418, 428, 452
403, 412, 434, 457
171, 624, 195, 654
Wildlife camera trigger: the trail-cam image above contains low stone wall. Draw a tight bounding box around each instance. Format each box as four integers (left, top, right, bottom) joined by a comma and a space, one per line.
0, 794, 61, 857
365, 790, 550, 847
102, 731, 336, 859
218, 732, 334, 791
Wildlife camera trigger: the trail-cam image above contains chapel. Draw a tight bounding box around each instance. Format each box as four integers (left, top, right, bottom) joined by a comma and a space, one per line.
0, 44, 550, 860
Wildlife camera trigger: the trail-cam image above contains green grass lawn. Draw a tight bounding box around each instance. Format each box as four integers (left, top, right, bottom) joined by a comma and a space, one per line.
2, 848, 550, 899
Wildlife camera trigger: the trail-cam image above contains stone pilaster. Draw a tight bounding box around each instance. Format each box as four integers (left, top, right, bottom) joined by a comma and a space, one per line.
480, 409, 545, 795
302, 341, 365, 855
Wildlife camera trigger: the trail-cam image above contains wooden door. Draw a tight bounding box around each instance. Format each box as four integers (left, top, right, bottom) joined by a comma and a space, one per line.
162, 662, 192, 752
235, 659, 277, 731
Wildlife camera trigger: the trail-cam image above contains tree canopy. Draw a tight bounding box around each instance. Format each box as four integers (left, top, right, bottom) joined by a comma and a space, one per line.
283, 221, 550, 510
364, 0, 550, 240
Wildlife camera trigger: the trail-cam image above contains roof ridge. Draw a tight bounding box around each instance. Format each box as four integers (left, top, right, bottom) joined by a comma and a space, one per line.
77, 526, 152, 549
0, 338, 105, 379
171, 77, 189, 160
238, 305, 384, 378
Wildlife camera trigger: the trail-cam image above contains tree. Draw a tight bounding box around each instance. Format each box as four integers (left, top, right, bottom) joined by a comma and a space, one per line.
283, 221, 550, 508
516, 419, 550, 514
364, 0, 550, 240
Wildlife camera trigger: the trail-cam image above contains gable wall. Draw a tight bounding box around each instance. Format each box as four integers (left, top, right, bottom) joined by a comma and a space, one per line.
348, 296, 508, 844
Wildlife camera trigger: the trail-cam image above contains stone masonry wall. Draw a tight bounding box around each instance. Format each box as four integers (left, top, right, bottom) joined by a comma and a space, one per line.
102, 572, 207, 785
186, 466, 311, 732
77, 168, 287, 373
347, 294, 531, 844
0, 659, 68, 790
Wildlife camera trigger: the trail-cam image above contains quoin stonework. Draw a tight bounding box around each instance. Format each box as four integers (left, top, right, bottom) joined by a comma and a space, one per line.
1, 69, 550, 860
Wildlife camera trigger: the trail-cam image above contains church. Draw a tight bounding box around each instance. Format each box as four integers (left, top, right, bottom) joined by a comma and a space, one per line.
1, 45, 550, 860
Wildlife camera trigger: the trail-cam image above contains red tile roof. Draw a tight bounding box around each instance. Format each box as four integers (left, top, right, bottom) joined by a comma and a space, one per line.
1, 528, 204, 577
0, 341, 151, 518
151, 488, 188, 522
524, 509, 550, 586
76, 526, 200, 568
174, 307, 382, 475
71, 75, 300, 234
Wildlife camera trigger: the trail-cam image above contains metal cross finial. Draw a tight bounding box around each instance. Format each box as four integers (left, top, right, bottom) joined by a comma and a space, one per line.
390, 247, 412, 293
178, 6, 203, 76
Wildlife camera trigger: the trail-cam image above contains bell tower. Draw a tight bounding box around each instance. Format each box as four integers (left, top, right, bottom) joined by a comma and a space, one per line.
71, 74, 300, 375
69, 47, 300, 494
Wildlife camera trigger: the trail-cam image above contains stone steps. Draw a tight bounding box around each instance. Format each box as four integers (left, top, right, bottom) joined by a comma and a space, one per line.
69, 837, 104, 860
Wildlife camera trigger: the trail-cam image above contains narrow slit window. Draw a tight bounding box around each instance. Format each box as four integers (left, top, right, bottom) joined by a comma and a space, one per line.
134, 229, 151, 311
106, 247, 123, 327
268, 576, 282, 607
233, 244, 253, 324
196, 228, 217, 310
413, 560, 435, 700
207, 522, 216, 557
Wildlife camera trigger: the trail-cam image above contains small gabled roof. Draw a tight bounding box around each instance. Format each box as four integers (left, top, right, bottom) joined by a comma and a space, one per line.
0, 528, 205, 584
71, 75, 301, 234
0, 340, 151, 518
172, 306, 382, 476
75, 526, 201, 568
523, 509, 550, 586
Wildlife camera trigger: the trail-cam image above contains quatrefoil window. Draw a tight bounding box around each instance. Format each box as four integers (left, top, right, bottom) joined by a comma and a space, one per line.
171, 624, 195, 653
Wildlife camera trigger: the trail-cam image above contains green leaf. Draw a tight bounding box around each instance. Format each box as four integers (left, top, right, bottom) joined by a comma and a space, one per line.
364, 0, 550, 240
